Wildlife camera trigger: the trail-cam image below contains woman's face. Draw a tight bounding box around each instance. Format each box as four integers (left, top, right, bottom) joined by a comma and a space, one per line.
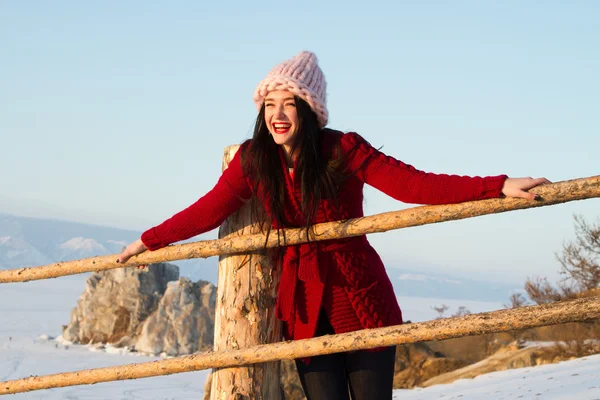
264, 90, 299, 154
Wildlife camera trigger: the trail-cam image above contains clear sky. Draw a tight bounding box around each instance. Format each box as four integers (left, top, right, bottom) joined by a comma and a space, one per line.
1, 1, 598, 285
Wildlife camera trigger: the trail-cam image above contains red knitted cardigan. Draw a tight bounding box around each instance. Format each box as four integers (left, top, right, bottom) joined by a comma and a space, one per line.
141, 130, 508, 341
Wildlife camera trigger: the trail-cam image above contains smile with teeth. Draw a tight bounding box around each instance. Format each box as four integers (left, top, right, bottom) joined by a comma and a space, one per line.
272, 122, 292, 134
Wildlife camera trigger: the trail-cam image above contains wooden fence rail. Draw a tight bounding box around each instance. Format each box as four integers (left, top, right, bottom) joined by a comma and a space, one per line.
1, 296, 599, 395
1, 175, 599, 284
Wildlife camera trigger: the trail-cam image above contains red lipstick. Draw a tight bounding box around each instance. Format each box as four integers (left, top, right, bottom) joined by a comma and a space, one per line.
272, 122, 291, 135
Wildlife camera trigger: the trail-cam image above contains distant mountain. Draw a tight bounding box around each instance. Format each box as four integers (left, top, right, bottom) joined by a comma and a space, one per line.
58, 237, 110, 261
0, 213, 518, 302
0, 213, 218, 283
0, 235, 53, 269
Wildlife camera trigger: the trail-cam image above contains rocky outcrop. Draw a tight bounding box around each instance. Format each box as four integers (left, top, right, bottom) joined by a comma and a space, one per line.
62, 263, 179, 344
393, 342, 467, 388
135, 278, 216, 356
421, 342, 557, 387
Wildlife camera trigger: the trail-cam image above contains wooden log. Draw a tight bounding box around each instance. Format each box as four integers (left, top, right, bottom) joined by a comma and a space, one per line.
2, 296, 600, 395
210, 145, 282, 400
1, 175, 599, 284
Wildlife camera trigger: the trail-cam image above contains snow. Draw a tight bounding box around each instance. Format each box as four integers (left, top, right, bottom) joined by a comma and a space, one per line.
1, 277, 598, 399
106, 239, 128, 247
0, 277, 209, 399
59, 237, 108, 253
393, 355, 600, 399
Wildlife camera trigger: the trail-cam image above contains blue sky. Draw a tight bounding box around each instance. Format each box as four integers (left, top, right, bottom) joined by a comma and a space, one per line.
1, 1, 598, 285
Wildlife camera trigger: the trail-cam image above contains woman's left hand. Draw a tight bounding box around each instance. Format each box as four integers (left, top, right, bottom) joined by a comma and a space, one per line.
501, 177, 552, 200
117, 238, 148, 265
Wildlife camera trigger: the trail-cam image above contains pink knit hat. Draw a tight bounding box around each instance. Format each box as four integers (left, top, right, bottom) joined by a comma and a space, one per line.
253, 51, 328, 128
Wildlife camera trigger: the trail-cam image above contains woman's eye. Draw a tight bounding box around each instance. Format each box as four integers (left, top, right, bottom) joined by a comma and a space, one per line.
285, 103, 296, 107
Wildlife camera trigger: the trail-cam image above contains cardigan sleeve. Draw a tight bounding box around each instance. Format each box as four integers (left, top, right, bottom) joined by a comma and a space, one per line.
340, 132, 508, 205
141, 148, 252, 251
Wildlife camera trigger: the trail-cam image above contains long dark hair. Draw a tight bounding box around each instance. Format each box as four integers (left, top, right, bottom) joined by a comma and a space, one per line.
241, 96, 345, 237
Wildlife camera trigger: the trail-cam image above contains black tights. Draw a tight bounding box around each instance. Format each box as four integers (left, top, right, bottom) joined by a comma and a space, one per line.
295, 311, 396, 400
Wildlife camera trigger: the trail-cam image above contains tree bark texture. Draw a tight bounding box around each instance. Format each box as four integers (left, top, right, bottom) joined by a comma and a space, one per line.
3, 296, 600, 395
1, 175, 599, 284
210, 145, 282, 400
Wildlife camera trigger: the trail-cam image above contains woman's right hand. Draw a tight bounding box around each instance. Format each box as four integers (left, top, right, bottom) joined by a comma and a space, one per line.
117, 239, 148, 266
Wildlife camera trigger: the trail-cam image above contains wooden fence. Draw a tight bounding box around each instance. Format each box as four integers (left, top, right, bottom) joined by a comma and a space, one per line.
0, 170, 598, 397
2, 296, 599, 395
1, 175, 598, 284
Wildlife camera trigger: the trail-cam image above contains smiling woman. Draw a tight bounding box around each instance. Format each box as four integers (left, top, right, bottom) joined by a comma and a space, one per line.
117, 51, 549, 400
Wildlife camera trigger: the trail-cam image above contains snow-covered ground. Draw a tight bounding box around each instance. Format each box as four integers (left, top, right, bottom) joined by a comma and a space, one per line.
393, 355, 600, 399
1, 276, 598, 399
0, 277, 210, 399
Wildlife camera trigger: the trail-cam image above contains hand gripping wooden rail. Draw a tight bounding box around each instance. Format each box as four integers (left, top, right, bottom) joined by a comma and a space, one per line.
1, 175, 599, 284
1, 296, 599, 395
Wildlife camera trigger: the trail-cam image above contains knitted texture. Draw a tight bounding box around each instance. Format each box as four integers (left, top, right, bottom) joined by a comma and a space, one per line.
141, 130, 509, 342
253, 51, 328, 128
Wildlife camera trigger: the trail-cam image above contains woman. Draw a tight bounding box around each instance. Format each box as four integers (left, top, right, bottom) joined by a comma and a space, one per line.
118, 51, 549, 400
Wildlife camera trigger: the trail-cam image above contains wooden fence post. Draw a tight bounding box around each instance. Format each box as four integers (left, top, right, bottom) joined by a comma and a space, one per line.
210, 145, 283, 400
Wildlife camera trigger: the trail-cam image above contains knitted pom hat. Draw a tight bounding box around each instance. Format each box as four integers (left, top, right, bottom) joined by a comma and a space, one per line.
253, 51, 328, 128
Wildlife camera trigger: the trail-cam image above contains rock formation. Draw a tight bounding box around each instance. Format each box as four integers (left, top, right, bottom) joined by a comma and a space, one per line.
393, 342, 467, 389
62, 263, 179, 345
135, 278, 216, 356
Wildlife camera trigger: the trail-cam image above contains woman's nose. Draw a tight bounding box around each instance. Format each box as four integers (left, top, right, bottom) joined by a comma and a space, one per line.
274, 104, 286, 119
